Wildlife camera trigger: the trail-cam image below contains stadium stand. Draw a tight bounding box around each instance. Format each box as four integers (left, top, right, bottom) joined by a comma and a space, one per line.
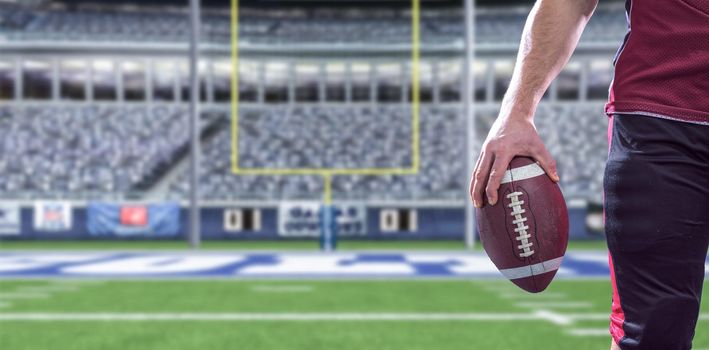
0, 3, 626, 44
534, 104, 607, 204
0, 2, 614, 204
167, 104, 607, 202
0, 104, 606, 202
0, 104, 218, 199
237, 105, 413, 169
169, 106, 458, 201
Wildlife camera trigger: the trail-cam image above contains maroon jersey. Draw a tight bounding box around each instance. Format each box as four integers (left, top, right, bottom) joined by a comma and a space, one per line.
605, 0, 709, 124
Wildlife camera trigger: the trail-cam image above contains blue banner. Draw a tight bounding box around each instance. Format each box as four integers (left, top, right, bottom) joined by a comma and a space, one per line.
87, 202, 181, 237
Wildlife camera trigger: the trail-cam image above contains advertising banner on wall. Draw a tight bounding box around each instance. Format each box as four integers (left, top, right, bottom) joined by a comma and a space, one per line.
0, 203, 21, 235
87, 202, 180, 237
278, 202, 366, 237
33, 201, 73, 231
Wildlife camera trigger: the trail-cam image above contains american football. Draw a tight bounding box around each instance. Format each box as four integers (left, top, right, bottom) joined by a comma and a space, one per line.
476, 157, 569, 293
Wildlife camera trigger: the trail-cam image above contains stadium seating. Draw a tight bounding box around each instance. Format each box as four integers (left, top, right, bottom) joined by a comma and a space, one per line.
167, 104, 608, 202
0, 4, 626, 45
0, 1, 614, 204
0, 105, 193, 198
168, 106, 461, 200
534, 104, 607, 204
0, 103, 606, 202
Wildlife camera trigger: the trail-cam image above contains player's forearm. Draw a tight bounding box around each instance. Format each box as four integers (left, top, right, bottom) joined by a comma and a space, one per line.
501, 0, 597, 120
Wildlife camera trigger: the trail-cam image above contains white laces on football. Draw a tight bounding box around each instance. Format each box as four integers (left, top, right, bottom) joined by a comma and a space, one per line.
507, 191, 535, 258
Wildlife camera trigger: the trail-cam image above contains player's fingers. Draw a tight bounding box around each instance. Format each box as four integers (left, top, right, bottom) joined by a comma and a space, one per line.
485, 153, 514, 206
532, 146, 560, 182
469, 149, 485, 198
470, 150, 492, 208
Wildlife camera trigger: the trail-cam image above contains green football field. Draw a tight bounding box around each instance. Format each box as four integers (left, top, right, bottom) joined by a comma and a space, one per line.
0, 279, 707, 350
0, 241, 706, 349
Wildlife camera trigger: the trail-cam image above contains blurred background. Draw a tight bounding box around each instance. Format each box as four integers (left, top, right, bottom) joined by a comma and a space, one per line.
0, 0, 705, 349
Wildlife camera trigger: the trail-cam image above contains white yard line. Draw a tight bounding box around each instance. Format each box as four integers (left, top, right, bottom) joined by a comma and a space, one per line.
0, 310, 709, 326
0, 293, 50, 300
0, 302, 11, 308
0, 312, 544, 322
3, 312, 703, 323
0, 282, 83, 305
533, 310, 573, 326
515, 301, 593, 309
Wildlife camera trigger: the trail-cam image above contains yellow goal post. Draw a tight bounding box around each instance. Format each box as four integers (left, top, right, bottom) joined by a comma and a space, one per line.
230, 0, 423, 205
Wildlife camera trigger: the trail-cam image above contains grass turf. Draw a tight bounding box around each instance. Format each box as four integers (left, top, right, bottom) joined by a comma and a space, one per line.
0, 280, 706, 350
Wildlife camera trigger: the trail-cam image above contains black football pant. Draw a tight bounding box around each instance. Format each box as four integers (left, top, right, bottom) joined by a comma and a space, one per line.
605, 114, 709, 350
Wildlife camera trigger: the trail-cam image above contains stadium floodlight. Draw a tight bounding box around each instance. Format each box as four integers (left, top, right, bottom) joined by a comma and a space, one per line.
229, 0, 423, 251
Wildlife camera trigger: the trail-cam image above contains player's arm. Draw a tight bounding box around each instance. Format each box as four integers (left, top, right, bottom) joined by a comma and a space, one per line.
470, 0, 598, 208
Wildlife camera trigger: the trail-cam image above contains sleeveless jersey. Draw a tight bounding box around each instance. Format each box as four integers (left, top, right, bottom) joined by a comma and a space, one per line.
605, 0, 709, 124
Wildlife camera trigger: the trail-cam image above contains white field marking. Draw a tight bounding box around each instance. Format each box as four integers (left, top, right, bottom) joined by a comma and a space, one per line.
0, 313, 544, 322
0, 254, 109, 273
533, 310, 573, 326
566, 328, 610, 337
239, 256, 413, 276
515, 301, 593, 309
0, 312, 706, 324
251, 285, 314, 293
62, 256, 246, 275
0, 302, 11, 308
0, 292, 50, 300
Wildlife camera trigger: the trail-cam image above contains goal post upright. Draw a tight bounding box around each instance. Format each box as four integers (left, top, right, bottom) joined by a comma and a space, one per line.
230, 0, 423, 251
230, 0, 240, 175
320, 174, 335, 252
411, 0, 421, 172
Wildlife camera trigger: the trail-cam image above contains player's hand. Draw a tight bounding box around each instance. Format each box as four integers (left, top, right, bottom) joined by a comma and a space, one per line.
469, 115, 559, 208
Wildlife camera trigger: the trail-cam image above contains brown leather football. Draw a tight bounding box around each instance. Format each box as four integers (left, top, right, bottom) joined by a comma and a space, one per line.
476, 156, 569, 293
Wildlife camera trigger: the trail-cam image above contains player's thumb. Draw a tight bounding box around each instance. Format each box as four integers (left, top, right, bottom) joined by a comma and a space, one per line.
534, 148, 559, 182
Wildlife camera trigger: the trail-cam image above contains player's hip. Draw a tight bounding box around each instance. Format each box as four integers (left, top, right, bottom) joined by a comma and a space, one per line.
604, 113, 709, 250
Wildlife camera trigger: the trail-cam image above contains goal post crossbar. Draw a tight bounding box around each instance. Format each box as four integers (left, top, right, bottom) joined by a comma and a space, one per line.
229, 0, 422, 178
